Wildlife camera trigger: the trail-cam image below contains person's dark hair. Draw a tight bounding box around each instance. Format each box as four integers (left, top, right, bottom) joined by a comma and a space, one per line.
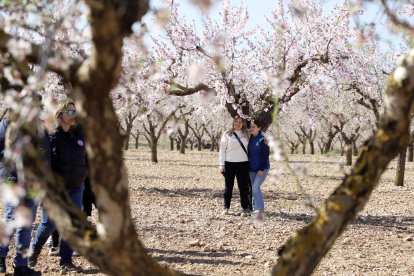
251, 116, 265, 129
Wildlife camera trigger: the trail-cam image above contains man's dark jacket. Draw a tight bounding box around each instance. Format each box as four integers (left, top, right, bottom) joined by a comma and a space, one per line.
50, 124, 88, 190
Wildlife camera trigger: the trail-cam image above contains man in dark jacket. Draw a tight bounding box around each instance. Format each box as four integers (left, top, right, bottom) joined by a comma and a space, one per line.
0, 116, 48, 276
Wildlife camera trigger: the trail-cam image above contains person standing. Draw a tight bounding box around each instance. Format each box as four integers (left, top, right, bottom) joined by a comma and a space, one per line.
219, 116, 251, 216
29, 99, 88, 272
248, 119, 270, 220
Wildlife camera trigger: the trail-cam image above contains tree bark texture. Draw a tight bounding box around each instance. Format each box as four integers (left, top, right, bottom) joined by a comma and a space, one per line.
2, 2, 181, 275
272, 49, 414, 276
408, 142, 413, 162
346, 144, 352, 166
323, 130, 339, 154
395, 150, 407, 187
151, 140, 158, 164
309, 142, 315, 155
197, 138, 202, 151
170, 136, 175, 151
353, 141, 358, 156
178, 119, 189, 154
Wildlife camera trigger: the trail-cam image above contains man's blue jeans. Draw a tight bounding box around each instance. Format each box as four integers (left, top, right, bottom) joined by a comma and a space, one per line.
31, 187, 83, 264
0, 199, 38, 267
249, 169, 269, 210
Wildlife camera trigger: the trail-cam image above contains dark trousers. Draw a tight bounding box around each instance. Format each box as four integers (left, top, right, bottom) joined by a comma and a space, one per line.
224, 161, 250, 210
51, 230, 59, 247
83, 177, 95, 217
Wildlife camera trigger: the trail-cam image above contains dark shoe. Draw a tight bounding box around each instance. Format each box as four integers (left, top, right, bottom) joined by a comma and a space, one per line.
0, 257, 6, 273
48, 247, 59, 256
28, 250, 41, 268
60, 262, 82, 273
241, 209, 251, 217
13, 266, 41, 276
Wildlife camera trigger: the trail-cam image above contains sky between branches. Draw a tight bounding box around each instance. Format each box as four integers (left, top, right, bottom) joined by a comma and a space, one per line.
144, 0, 412, 52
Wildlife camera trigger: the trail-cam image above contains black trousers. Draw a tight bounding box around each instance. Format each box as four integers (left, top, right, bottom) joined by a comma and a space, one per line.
224, 161, 251, 210
83, 177, 96, 217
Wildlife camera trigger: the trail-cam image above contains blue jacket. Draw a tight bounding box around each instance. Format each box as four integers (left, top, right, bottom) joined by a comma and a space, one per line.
0, 119, 51, 182
248, 132, 270, 172
0, 119, 15, 181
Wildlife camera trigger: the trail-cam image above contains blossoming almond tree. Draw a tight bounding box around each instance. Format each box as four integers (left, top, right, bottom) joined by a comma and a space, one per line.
0, 1, 182, 275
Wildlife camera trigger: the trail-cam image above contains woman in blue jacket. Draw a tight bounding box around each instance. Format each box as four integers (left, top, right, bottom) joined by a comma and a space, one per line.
248, 118, 270, 220
29, 99, 87, 273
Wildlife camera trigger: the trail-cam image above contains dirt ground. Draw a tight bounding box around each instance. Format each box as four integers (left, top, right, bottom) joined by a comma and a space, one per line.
1, 148, 414, 275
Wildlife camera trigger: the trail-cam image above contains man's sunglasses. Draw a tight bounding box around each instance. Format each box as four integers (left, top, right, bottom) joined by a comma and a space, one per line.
64, 110, 77, 116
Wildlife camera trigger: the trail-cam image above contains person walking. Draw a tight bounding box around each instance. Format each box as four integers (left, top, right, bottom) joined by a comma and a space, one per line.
248, 118, 270, 220
219, 116, 251, 216
29, 99, 88, 272
0, 106, 49, 276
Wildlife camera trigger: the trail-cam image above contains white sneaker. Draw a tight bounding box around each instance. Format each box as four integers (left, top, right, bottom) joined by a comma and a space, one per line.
46, 236, 53, 248
73, 251, 79, 256
49, 247, 59, 256
222, 208, 229, 215
252, 210, 265, 221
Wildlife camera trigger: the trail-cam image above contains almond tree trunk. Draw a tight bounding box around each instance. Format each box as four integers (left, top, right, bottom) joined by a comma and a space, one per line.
210, 138, 216, 152
135, 134, 139, 149
309, 141, 315, 155
1, 1, 184, 275
353, 141, 358, 156
131, 131, 139, 149
197, 137, 202, 151
323, 130, 338, 154
407, 142, 413, 162
395, 150, 407, 186
346, 143, 352, 166
151, 139, 158, 163
170, 136, 175, 151
189, 139, 194, 150
124, 127, 131, 150
272, 50, 414, 275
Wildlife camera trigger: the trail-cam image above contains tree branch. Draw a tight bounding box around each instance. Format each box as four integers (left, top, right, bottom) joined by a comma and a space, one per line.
273, 49, 414, 276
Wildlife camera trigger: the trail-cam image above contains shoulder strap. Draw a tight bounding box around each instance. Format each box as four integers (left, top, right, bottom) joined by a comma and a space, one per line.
233, 132, 248, 156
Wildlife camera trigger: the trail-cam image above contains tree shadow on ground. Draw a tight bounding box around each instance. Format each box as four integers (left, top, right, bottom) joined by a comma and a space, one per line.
130, 174, 195, 181
148, 248, 252, 271
352, 215, 414, 233
305, 174, 343, 181
157, 161, 218, 168
287, 160, 345, 165
264, 212, 414, 233
135, 187, 322, 203
81, 268, 101, 274
265, 211, 313, 223
135, 187, 222, 198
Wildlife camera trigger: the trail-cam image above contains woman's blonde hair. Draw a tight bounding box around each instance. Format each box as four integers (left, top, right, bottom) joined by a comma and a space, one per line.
226, 116, 249, 138
55, 99, 75, 119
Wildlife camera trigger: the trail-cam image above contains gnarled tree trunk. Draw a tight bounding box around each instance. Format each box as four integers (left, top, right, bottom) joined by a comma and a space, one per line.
272, 49, 414, 275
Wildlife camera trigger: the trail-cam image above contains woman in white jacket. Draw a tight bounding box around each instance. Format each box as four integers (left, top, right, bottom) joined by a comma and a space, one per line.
219, 117, 251, 216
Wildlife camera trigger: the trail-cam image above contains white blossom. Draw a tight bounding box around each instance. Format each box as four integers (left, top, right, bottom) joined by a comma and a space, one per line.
6, 39, 32, 62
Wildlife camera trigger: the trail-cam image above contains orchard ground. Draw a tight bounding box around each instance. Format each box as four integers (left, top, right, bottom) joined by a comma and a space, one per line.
1, 148, 414, 275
